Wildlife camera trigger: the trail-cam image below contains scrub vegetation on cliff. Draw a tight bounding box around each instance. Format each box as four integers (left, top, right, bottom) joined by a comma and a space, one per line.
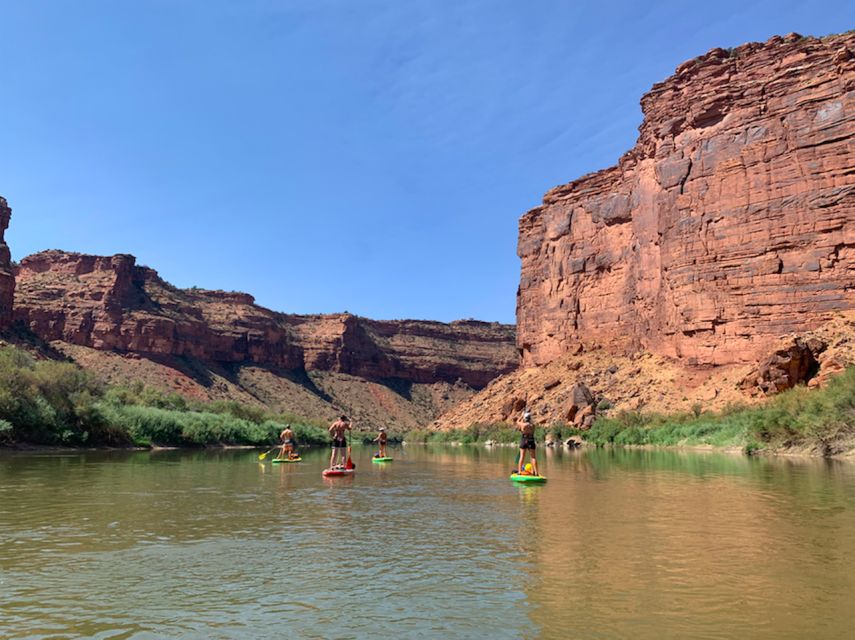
0, 346, 328, 448
416, 368, 855, 457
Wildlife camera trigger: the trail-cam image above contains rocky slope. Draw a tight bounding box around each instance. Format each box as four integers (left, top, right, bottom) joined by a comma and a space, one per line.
0, 197, 14, 329
12, 250, 517, 429
436, 310, 855, 430
439, 32, 855, 430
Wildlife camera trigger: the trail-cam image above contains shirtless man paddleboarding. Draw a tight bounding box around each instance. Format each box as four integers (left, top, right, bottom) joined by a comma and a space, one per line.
328, 415, 352, 469
278, 424, 298, 460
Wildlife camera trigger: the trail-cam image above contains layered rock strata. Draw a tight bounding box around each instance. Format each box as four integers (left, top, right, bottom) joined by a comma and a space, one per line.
517, 32, 855, 368
13, 250, 517, 427
0, 197, 14, 328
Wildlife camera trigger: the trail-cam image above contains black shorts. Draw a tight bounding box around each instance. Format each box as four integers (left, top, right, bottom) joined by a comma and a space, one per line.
331, 438, 347, 449
520, 437, 536, 450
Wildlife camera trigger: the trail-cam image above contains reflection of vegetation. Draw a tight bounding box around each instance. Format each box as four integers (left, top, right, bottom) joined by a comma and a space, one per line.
407, 422, 590, 445
0, 346, 327, 447
407, 423, 519, 444
412, 369, 855, 457
357, 432, 404, 445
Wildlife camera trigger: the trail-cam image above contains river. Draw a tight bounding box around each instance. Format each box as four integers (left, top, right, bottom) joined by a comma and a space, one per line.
2, 445, 854, 639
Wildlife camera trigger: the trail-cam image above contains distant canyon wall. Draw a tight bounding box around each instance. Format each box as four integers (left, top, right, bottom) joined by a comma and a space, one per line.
13, 250, 517, 388
517, 32, 855, 368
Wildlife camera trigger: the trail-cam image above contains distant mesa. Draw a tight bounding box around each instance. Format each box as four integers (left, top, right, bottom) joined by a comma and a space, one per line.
5, 247, 517, 429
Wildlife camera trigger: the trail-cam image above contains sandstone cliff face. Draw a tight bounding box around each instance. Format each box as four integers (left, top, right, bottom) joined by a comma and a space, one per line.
518, 32, 855, 368
13, 250, 517, 427
14, 250, 517, 387
0, 197, 14, 328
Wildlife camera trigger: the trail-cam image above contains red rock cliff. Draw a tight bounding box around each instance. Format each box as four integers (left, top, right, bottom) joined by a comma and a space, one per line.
517, 32, 855, 367
14, 250, 517, 388
0, 197, 14, 328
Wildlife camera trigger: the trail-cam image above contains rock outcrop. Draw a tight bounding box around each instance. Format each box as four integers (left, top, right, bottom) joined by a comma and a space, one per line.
740, 337, 826, 395
0, 197, 14, 328
517, 32, 855, 369
12, 250, 518, 428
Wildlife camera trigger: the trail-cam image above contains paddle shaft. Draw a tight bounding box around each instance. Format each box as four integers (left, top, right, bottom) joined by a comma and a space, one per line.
258, 446, 278, 460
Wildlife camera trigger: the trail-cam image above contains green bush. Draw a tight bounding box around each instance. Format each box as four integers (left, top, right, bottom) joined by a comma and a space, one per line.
404, 422, 520, 445
0, 345, 329, 448
583, 368, 855, 455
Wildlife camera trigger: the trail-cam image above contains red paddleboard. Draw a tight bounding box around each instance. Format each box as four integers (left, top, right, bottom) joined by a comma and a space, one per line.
322, 467, 355, 477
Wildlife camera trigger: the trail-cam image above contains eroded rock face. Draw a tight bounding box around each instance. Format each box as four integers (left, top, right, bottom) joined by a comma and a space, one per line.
740, 337, 826, 395
13, 250, 518, 388
0, 197, 14, 328
517, 32, 855, 368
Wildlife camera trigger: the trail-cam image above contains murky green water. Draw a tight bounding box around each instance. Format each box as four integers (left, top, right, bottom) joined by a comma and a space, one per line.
2, 446, 855, 639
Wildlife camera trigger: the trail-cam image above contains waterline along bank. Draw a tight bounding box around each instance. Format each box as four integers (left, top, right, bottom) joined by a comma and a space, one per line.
406, 367, 855, 457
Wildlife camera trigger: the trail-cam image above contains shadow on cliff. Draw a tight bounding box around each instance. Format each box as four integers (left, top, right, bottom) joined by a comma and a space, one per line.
220, 362, 337, 405
377, 377, 415, 401
150, 354, 217, 388
3, 322, 72, 362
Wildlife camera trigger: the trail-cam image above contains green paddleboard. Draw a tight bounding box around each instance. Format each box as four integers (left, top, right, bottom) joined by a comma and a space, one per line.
272, 457, 302, 464
372, 457, 393, 463
510, 473, 546, 483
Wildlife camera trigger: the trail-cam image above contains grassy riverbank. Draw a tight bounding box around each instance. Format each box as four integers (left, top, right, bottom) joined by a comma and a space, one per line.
0, 346, 328, 448
409, 367, 855, 456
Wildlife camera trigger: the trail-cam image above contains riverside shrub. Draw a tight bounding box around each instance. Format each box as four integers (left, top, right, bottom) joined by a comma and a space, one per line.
587, 367, 855, 454
0, 345, 326, 447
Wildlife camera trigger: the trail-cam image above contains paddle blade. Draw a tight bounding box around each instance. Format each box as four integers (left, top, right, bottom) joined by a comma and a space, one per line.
258, 452, 268, 460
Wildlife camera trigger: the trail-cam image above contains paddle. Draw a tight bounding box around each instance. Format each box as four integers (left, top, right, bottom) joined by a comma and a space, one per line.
345, 428, 355, 470
258, 446, 278, 461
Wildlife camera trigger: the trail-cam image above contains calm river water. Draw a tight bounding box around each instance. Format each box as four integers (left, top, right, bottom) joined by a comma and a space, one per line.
2, 445, 855, 639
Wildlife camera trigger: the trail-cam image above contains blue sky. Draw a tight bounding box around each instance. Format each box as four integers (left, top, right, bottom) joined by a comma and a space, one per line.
1, 1, 852, 323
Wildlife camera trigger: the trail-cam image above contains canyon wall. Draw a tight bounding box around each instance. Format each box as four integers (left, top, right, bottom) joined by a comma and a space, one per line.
12, 251, 517, 418
517, 32, 855, 368
0, 197, 14, 328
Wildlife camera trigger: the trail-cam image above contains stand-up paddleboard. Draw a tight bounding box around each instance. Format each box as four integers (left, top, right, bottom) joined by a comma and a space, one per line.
372, 456, 393, 463
272, 457, 301, 464
510, 473, 547, 483
323, 467, 355, 477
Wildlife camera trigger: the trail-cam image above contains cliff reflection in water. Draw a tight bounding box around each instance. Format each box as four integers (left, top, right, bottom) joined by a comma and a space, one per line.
2, 447, 855, 639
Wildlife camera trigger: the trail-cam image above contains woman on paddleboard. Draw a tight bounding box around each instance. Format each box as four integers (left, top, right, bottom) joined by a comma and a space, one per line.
328, 415, 351, 469
373, 427, 388, 459
517, 410, 539, 476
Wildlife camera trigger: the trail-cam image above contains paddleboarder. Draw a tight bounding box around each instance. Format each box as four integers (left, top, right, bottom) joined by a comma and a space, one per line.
373, 427, 388, 459
278, 424, 298, 460
517, 410, 539, 476
328, 415, 352, 469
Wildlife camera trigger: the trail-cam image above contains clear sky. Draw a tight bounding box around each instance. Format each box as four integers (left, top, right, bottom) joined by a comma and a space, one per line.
1, 1, 852, 323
